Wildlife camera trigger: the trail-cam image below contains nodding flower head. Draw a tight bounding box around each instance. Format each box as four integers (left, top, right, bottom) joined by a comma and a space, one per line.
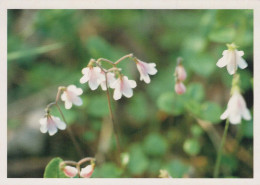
39, 114, 66, 136
80, 65, 105, 90
175, 64, 187, 81
220, 89, 251, 124
80, 165, 94, 178
175, 81, 186, 95
62, 166, 78, 178
216, 43, 248, 75
100, 72, 117, 91
61, 85, 83, 109
110, 75, 137, 100
135, 59, 157, 84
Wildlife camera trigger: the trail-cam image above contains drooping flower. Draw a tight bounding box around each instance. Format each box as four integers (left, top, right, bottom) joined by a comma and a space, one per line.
80, 66, 105, 90
63, 166, 78, 178
175, 64, 187, 81
61, 85, 83, 109
175, 81, 186, 95
220, 90, 251, 124
216, 43, 248, 75
80, 165, 94, 178
110, 75, 137, 100
39, 115, 66, 136
136, 59, 157, 83
100, 72, 117, 91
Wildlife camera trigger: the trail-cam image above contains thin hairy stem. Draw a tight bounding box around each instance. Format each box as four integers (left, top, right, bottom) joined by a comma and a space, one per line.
78, 157, 95, 166
55, 103, 84, 158
213, 119, 230, 178
114, 53, 133, 65
97, 58, 115, 66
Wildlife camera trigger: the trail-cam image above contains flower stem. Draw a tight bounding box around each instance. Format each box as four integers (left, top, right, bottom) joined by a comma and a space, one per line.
55, 103, 84, 158
213, 119, 230, 178
104, 73, 122, 159
114, 53, 133, 65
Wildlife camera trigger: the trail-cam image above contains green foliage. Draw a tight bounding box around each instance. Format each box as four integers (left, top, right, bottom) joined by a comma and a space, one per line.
143, 133, 168, 157
92, 163, 123, 178
200, 101, 222, 124
86, 95, 110, 118
44, 157, 68, 178
183, 138, 201, 156
166, 159, 190, 178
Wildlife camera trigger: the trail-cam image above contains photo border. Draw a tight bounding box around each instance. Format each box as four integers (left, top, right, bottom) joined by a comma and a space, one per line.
0, 0, 259, 184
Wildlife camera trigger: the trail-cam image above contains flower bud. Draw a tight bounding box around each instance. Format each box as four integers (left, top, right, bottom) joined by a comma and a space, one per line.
175, 82, 186, 95
63, 166, 78, 178
175, 65, 187, 81
80, 164, 94, 178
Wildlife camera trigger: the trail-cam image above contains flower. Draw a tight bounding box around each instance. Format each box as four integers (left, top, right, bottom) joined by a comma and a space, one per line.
136, 59, 157, 83
61, 85, 83, 109
63, 166, 78, 178
80, 66, 105, 90
175, 81, 186, 95
100, 72, 117, 91
80, 165, 94, 178
39, 115, 66, 136
216, 43, 248, 75
220, 90, 251, 124
110, 75, 137, 100
175, 65, 187, 81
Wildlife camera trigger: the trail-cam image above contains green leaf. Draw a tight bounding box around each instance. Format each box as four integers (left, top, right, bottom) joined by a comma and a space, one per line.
183, 138, 201, 156
92, 163, 123, 178
166, 159, 190, 178
186, 83, 205, 103
240, 119, 253, 138
157, 92, 185, 116
44, 157, 68, 178
128, 144, 149, 176
143, 133, 168, 157
191, 125, 204, 138
200, 101, 222, 124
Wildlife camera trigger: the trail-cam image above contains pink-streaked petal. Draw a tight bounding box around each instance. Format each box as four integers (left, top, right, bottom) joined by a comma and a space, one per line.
100, 82, 107, 91
128, 80, 137, 88
63, 166, 78, 178
82, 67, 90, 75
80, 165, 94, 178
122, 87, 133, 98
61, 92, 67, 101
113, 88, 122, 100
40, 124, 48, 133
110, 79, 120, 89
220, 109, 229, 120
80, 75, 89, 84
65, 101, 73, 109
52, 116, 66, 130
141, 74, 151, 84
88, 79, 99, 90
73, 97, 83, 106
48, 125, 58, 136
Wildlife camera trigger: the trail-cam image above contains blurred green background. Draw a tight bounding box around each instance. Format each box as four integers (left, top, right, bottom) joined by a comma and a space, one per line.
7, 9, 253, 178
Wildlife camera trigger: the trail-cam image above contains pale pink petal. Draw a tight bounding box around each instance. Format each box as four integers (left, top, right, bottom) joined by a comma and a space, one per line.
65, 101, 73, 109
82, 67, 90, 75
88, 79, 99, 90
236, 50, 244, 57
80, 75, 89, 84
242, 108, 251, 120
40, 124, 48, 133
220, 109, 229, 120
73, 97, 83, 106
52, 116, 66, 130
147, 63, 157, 75
113, 88, 122, 100
63, 166, 78, 178
216, 55, 228, 68
141, 74, 151, 84
229, 113, 241, 124
39, 117, 47, 125
48, 125, 58, 136
236, 54, 248, 69
80, 165, 94, 178
128, 79, 137, 88
61, 92, 67, 101
222, 50, 228, 55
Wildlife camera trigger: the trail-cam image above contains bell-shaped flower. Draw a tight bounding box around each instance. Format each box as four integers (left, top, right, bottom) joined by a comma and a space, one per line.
175, 65, 187, 81
61, 85, 83, 109
110, 75, 137, 100
220, 90, 251, 124
80, 165, 94, 178
175, 81, 186, 95
80, 66, 105, 90
39, 115, 66, 136
136, 59, 157, 83
63, 166, 78, 178
216, 43, 248, 75
100, 72, 117, 91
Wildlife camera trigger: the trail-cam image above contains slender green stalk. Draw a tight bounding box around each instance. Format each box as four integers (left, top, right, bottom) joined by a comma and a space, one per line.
213, 119, 230, 178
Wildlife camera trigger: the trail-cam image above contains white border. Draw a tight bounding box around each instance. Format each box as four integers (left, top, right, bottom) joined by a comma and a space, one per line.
0, 0, 259, 185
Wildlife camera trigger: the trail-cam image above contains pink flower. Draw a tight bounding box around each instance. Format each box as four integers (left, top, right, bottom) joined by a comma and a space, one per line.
80, 66, 105, 90
63, 166, 78, 178
175, 65, 187, 81
39, 115, 66, 136
136, 59, 157, 83
216, 44, 248, 75
175, 82, 186, 95
61, 85, 83, 109
80, 165, 94, 178
100, 72, 117, 91
220, 90, 251, 124
110, 76, 137, 100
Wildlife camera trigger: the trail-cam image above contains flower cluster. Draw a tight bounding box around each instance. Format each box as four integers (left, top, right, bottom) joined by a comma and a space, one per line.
80, 54, 157, 100
216, 43, 251, 124
174, 57, 187, 95
39, 85, 83, 136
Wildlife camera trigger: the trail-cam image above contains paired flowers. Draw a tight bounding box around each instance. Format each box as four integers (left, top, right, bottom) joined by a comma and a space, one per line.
174, 57, 187, 95
80, 56, 157, 100
62, 164, 94, 178
217, 43, 251, 124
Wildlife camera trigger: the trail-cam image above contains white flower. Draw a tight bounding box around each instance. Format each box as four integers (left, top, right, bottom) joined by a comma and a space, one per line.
110, 76, 137, 100
63, 166, 78, 178
136, 59, 157, 83
100, 72, 117, 91
39, 115, 66, 136
175, 81, 186, 95
61, 85, 83, 109
216, 44, 248, 75
80, 165, 94, 178
220, 90, 251, 124
175, 65, 187, 81
80, 66, 105, 90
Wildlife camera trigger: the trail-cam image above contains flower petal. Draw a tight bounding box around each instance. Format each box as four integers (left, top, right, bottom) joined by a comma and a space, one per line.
80, 75, 89, 84
229, 113, 241, 124
216, 55, 228, 68
242, 108, 251, 120
113, 88, 122, 100
73, 97, 83, 106
236, 54, 248, 69
65, 101, 73, 109
220, 109, 229, 120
